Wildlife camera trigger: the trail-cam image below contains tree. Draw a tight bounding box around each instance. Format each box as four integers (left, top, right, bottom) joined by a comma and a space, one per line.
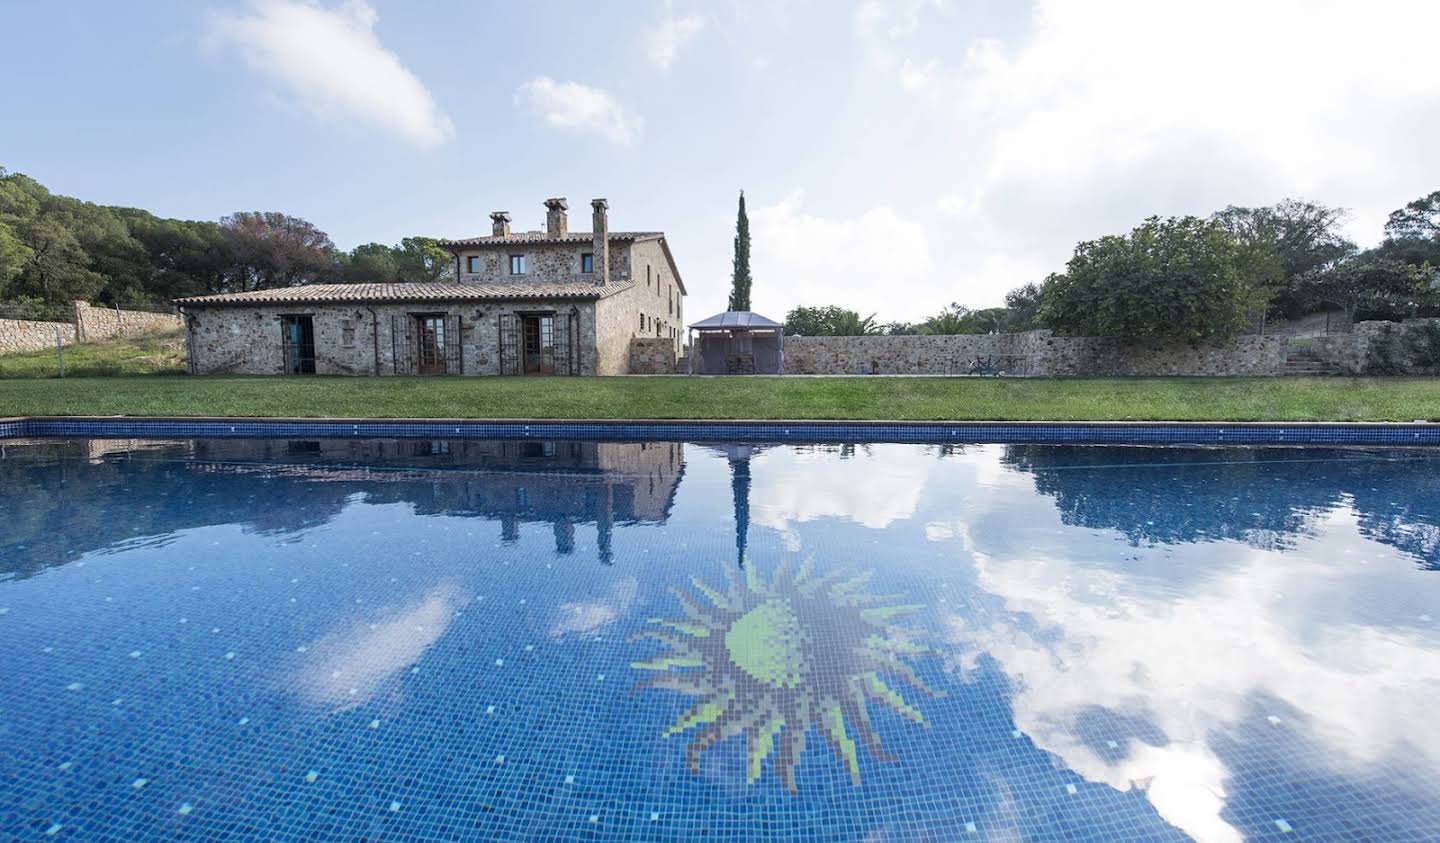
1038, 216, 1258, 343
917, 303, 971, 334
1385, 190, 1440, 242
912, 303, 1015, 335
0, 171, 108, 302
220, 211, 337, 291
1212, 199, 1355, 316
339, 242, 401, 284
113, 211, 234, 299
728, 190, 752, 312
783, 305, 879, 336
338, 237, 453, 285
0, 220, 33, 296
395, 236, 453, 283
1003, 283, 1043, 331
1372, 190, 1440, 271
1291, 258, 1436, 321
0, 167, 459, 306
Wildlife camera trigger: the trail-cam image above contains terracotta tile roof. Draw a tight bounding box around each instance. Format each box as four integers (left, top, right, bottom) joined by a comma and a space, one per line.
439, 231, 663, 247
175, 281, 632, 307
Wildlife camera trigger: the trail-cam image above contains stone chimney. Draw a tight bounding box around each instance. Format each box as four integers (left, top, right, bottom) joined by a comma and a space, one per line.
490, 211, 511, 237
591, 198, 610, 284
544, 197, 568, 237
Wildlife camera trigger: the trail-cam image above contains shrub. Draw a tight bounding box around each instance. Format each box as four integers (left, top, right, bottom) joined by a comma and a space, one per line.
1039, 216, 1259, 343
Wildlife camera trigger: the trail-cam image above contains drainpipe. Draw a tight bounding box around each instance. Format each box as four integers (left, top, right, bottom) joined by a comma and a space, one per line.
178, 306, 197, 375
364, 306, 381, 375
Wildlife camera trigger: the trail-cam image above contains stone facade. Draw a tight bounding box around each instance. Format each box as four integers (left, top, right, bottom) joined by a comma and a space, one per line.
180, 197, 688, 377
184, 300, 603, 376
629, 337, 678, 374
0, 302, 180, 355
629, 238, 684, 354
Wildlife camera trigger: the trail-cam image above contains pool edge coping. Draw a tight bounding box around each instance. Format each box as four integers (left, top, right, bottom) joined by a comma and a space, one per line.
2, 415, 1437, 446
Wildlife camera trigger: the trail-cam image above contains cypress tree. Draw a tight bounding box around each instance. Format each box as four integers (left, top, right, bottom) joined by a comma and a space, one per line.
728, 190, 752, 312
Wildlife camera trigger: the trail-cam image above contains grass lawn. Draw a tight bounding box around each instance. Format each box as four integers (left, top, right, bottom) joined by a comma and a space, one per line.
0, 330, 186, 378
0, 374, 1438, 421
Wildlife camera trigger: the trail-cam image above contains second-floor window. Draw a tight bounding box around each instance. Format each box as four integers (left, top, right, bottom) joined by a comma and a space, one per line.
581, 253, 594, 274
509, 255, 526, 275
466, 256, 480, 273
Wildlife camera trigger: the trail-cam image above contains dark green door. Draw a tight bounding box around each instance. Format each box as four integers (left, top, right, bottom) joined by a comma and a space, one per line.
281, 316, 316, 374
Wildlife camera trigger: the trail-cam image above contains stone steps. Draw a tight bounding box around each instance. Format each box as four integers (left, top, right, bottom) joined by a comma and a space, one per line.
1282, 346, 1340, 376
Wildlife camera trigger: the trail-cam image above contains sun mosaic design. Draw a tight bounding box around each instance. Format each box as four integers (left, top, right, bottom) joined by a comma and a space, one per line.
630, 560, 941, 793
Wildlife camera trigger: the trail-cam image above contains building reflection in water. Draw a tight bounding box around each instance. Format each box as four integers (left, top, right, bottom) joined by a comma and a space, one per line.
0, 437, 685, 574
7, 438, 1438, 576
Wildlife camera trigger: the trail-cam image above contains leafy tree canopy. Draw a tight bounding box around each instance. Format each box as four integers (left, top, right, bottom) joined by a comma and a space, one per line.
1292, 258, 1436, 321
0, 219, 34, 297
1211, 199, 1355, 318
1385, 189, 1440, 242
1038, 216, 1259, 343
0, 166, 451, 306
783, 305, 879, 336
1003, 283, 1043, 331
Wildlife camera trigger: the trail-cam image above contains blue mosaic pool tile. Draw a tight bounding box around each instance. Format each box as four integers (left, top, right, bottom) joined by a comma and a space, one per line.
2, 436, 1439, 840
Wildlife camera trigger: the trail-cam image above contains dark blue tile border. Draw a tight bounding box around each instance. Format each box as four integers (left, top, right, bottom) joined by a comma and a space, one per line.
2, 416, 1439, 446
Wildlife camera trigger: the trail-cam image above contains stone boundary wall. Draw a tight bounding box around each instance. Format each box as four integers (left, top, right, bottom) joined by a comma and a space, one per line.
629, 337, 677, 374
783, 322, 1440, 377
0, 301, 181, 356
1311, 318, 1440, 375
74, 302, 181, 343
0, 317, 75, 355
784, 331, 1289, 376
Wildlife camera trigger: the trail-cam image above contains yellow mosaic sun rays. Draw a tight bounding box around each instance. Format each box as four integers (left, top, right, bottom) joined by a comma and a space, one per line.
630, 558, 941, 793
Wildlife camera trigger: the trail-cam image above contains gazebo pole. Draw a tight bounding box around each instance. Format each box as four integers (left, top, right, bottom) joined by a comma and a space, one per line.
778, 328, 784, 375
686, 328, 694, 375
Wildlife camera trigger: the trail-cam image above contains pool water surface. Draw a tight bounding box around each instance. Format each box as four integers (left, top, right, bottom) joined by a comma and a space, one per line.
1, 437, 1438, 841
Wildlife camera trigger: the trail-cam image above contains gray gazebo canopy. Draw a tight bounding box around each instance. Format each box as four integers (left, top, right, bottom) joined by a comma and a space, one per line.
687, 311, 785, 375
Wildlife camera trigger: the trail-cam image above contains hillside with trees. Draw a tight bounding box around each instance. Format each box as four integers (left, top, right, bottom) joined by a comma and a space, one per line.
0, 167, 451, 310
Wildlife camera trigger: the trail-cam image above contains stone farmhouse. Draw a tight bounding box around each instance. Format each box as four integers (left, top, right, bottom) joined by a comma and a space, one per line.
176, 198, 686, 376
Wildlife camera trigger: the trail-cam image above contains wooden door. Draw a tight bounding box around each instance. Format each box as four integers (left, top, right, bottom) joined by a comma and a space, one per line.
415, 315, 447, 375
522, 315, 556, 375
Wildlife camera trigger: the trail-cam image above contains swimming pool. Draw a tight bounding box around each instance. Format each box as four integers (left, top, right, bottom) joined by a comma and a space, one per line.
2, 436, 1437, 841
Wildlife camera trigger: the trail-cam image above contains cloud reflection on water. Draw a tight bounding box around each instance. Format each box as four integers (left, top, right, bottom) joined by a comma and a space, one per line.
291, 581, 466, 710
936, 450, 1440, 843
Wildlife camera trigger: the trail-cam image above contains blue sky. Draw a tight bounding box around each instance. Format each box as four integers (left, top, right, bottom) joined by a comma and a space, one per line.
3, 0, 1439, 321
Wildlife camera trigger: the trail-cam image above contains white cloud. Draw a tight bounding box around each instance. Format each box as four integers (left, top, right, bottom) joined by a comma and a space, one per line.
944, 0, 1440, 261
209, 0, 454, 149
826, 0, 1440, 311
645, 1, 706, 71
749, 190, 934, 320
515, 77, 642, 145
854, 0, 944, 82
898, 57, 938, 91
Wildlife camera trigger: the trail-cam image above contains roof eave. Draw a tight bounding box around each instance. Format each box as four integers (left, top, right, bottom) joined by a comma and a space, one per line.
657, 236, 687, 296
